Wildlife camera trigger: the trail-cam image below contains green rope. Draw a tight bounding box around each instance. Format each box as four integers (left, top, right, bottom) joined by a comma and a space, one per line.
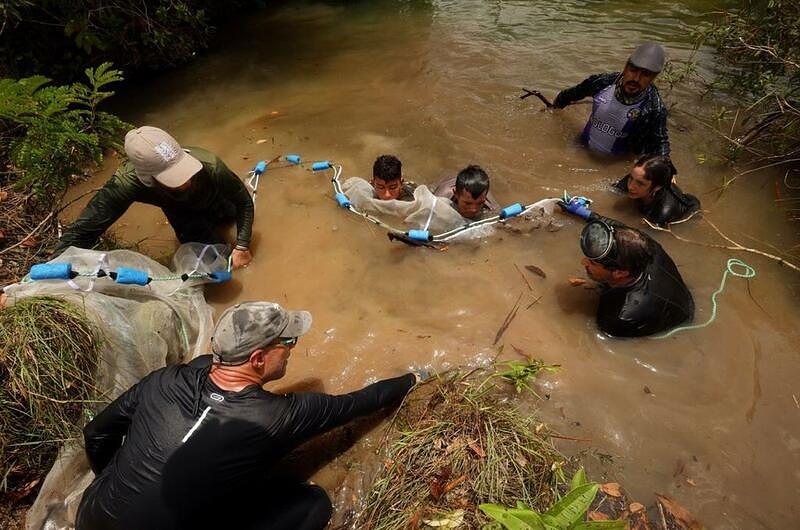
652, 258, 756, 339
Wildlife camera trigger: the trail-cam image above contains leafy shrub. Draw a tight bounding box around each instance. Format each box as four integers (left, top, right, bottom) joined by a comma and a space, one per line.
692, 0, 800, 166
0, 0, 264, 81
0, 62, 130, 200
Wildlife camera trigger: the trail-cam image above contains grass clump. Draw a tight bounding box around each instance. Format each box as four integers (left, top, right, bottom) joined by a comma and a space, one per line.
0, 296, 102, 492
357, 364, 565, 529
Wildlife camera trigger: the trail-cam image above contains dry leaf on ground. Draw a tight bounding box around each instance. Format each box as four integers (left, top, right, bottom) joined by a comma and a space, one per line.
601, 482, 623, 497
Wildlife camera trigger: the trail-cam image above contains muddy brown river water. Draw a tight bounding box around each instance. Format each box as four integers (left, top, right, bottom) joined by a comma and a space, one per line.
62, 1, 800, 528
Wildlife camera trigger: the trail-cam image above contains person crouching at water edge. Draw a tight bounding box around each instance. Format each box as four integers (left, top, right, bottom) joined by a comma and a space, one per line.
614, 154, 700, 227
559, 198, 694, 338
53, 126, 254, 269
552, 43, 675, 173
76, 301, 422, 530
433, 164, 500, 220
371, 154, 417, 201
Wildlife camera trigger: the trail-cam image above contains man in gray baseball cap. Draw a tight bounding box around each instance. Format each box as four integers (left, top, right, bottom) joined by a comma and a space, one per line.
54, 126, 255, 269
550, 43, 675, 172
77, 300, 420, 530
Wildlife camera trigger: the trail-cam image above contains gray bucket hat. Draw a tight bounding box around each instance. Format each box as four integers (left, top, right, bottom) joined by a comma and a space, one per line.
211, 301, 312, 365
629, 42, 666, 73
124, 126, 203, 188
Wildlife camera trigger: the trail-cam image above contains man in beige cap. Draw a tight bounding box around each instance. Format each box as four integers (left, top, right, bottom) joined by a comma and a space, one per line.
76, 301, 421, 530
54, 126, 254, 268
550, 42, 674, 171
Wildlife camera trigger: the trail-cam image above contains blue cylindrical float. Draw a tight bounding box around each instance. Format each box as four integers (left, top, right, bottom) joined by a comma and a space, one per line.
209, 271, 232, 283
115, 267, 150, 286
335, 192, 351, 208
500, 203, 524, 219
408, 230, 432, 242
30, 263, 72, 280
286, 155, 301, 164
312, 161, 331, 171
254, 160, 267, 174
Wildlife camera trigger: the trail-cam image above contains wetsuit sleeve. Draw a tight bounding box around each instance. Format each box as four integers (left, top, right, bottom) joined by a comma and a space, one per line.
278, 373, 415, 444
83, 379, 143, 474
553, 72, 618, 109
214, 157, 254, 249
53, 170, 141, 256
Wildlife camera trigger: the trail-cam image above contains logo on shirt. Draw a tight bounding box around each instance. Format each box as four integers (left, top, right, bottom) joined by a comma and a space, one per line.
209, 393, 225, 402
590, 116, 628, 139
627, 108, 642, 121
153, 141, 179, 162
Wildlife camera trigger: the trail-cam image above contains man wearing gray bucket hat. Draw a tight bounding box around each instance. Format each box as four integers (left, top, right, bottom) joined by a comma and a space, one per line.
53, 126, 255, 269
76, 301, 419, 530
552, 43, 675, 171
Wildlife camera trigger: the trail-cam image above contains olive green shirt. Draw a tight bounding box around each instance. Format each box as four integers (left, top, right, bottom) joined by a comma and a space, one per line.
54, 147, 254, 254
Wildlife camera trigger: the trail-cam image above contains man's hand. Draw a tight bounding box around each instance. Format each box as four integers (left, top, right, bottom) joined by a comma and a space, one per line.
230, 248, 253, 269
557, 193, 593, 220
410, 366, 433, 384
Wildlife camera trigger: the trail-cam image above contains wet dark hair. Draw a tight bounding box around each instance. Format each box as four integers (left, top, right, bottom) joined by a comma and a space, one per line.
633, 154, 672, 190
455, 165, 490, 199
373, 155, 402, 182
610, 228, 653, 276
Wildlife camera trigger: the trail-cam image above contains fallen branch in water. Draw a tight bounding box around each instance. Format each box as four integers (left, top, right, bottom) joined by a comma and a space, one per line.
643, 217, 800, 273
493, 292, 523, 345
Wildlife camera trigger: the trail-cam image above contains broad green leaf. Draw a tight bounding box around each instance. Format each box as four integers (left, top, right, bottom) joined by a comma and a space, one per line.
570, 520, 626, 530
479, 504, 546, 530
544, 483, 599, 527
569, 467, 587, 491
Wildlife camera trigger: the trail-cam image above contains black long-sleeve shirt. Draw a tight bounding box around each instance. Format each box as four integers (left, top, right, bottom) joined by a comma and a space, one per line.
554, 72, 671, 158
77, 356, 415, 530
54, 147, 254, 254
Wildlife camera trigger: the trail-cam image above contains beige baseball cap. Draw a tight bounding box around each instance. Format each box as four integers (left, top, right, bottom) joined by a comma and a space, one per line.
124, 126, 203, 188
211, 301, 313, 365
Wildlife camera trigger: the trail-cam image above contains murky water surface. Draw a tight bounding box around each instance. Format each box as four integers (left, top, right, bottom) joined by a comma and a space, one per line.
66, 1, 800, 527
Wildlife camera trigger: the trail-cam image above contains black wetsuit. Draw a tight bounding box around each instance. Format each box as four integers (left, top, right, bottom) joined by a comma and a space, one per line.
590, 215, 694, 337
76, 356, 415, 530
613, 177, 701, 227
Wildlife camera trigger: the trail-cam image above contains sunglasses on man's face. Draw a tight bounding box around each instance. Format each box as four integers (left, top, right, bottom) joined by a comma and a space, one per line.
278, 337, 298, 347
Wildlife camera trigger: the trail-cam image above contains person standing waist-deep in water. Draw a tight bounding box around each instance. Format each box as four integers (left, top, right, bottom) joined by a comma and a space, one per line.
552, 42, 675, 174
54, 126, 255, 269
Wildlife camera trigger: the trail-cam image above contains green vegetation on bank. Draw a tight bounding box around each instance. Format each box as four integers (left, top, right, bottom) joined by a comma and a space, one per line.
0, 296, 102, 493
0, 63, 129, 200
692, 0, 800, 170
0, 0, 265, 81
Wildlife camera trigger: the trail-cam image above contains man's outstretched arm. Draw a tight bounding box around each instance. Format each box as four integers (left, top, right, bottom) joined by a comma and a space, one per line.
552, 72, 619, 109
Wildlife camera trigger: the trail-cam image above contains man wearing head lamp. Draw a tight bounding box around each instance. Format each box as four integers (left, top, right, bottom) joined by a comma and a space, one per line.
560, 197, 694, 337
552, 42, 674, 173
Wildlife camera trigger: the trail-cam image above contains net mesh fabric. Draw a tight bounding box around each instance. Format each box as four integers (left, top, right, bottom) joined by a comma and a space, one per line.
2, 244, 223, 530
341, 177, 495, 238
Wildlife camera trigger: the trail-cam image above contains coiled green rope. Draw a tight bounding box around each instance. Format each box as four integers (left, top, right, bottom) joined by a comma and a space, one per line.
653, 258, 756, 339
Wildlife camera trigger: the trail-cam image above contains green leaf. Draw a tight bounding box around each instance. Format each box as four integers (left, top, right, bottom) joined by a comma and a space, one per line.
479, 504, 546, 530
544, 483, 599, 527
569, 467, 587, 491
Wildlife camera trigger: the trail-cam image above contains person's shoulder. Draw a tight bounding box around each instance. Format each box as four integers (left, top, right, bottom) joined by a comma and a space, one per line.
431, 175, 455, 197
184, 146, 217, 164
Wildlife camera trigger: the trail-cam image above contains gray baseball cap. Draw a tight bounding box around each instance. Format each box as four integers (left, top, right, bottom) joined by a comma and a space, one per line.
124, 126, 203, 188
628, 42, 666, 73
211, 301, 312, 365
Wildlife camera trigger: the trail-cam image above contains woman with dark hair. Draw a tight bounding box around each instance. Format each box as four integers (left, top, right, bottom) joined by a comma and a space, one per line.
614, 154, 700, 227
